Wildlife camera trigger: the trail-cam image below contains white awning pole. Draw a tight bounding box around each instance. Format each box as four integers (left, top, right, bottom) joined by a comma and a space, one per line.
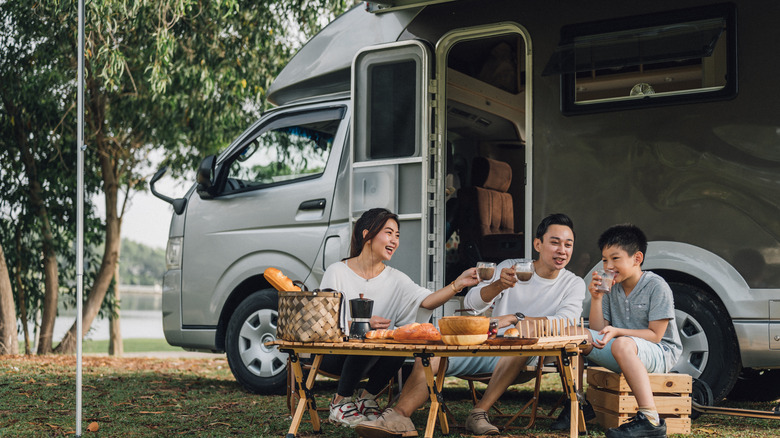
76, 0, 85, 435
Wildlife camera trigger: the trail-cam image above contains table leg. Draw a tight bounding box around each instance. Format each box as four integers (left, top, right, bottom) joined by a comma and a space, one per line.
286, 353, 321, 438
435, 358, 450, 434
418, 355, 445, 438
558, 348, 580, 438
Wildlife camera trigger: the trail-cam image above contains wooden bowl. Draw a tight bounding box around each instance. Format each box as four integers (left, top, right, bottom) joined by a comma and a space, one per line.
438, 316, 490, 336
441, 334, 488, 346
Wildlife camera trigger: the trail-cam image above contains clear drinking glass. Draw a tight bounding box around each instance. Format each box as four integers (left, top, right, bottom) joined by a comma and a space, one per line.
513, 258, 534, 282
476, 261, 496, 283
595, 269, 616, 293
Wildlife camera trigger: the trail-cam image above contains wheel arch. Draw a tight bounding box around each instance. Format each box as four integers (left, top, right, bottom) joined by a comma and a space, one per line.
216, 275, 276, 351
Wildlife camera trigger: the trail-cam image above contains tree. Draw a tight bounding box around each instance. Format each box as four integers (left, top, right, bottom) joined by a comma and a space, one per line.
0, 243, 18, 354
1, 0, 352, 355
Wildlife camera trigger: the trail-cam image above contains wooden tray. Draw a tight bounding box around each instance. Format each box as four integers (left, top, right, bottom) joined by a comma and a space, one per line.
484, 336, 539, 346
350, 338, 444, 345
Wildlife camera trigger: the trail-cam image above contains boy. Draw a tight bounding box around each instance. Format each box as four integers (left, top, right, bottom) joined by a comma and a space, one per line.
584, 224, 682, 438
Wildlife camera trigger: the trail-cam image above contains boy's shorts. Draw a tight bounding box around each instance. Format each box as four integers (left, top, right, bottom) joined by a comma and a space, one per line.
585, 329, 668, 374
445, 355, 540, 377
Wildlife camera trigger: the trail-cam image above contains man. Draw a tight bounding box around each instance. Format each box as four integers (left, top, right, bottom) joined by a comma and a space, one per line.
356, 213, 588, 437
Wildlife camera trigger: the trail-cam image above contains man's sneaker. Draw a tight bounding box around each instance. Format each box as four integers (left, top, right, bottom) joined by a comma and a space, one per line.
605, 412, 667, 438
356, 394, 382, 421
355, 408, 418, 438
465, 408, 499, 436
550, 400, 597, 431
329, 396, 366, 427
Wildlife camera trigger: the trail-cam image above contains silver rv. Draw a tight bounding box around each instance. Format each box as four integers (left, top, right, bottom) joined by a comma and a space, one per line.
153, 0, 780, 401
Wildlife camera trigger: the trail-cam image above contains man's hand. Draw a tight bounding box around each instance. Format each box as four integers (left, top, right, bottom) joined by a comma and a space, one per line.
496, 267, 518, 290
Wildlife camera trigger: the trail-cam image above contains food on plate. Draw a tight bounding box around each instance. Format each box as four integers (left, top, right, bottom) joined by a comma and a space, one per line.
438, 316, 490, 335
504, 327, 520, 338
365, 329, 394, 340
393, 323, 441, 341
263, 267, 300, 291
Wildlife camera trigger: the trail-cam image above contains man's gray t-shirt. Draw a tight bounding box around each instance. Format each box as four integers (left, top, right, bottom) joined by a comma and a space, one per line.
602, 271, 682, 371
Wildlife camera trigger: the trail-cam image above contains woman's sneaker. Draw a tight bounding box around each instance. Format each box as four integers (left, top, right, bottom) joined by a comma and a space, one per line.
356, 394, 382, 421
329, 397, 366, 427
605, 412, 666, 438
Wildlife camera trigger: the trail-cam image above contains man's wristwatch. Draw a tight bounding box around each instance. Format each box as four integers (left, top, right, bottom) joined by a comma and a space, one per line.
514, 312, 525, 324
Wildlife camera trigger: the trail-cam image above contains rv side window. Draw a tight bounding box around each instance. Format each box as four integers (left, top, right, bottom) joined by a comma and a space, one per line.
368, 61, 416, 159
545, 4, 737, 114
222, 112, 340, 194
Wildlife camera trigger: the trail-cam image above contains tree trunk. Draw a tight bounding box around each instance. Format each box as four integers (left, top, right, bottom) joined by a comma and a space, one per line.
12, 103, 60, 355
109, 252, 123, 356
55, 76, 123, 354
0, 243, 19, 355
14, 230, 31, 354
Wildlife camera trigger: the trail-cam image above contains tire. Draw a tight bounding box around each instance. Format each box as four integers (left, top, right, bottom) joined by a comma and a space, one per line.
669, 282, 741, 402
225, 291, 288, 394
727, 368, 780, 402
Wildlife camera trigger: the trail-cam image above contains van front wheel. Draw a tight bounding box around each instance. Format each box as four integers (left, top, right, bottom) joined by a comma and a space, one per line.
225, 291, 287, 394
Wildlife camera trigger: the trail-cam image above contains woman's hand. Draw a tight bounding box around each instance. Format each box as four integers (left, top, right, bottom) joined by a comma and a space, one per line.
369, 316, 391, 330
452, 267, 479, 292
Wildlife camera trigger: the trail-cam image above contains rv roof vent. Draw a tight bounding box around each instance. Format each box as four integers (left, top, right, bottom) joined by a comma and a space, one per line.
448, 106, 475, 120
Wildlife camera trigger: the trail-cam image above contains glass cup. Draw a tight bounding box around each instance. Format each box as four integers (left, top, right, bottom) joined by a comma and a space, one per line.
476, 261, 496, 283
513, 259, 534, 282
595, 269, 616, 293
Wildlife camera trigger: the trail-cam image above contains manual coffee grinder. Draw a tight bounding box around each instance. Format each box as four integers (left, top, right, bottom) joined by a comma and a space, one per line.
349, 293, 373, 339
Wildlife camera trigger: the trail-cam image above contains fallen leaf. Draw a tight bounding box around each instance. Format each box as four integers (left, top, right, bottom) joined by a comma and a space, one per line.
209, 422, 231, 426
87, 422, 99, 432
138, 411, 164, 414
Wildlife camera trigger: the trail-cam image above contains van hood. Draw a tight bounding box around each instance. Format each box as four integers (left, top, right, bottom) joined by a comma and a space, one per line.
267, 4, 422, 106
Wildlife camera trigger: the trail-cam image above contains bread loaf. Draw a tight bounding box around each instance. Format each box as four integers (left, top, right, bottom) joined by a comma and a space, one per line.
504, 327, 520, 338
393, 323, 441, 341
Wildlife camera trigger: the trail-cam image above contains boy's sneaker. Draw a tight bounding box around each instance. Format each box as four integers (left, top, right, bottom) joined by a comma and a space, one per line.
605, 412, 667, 438
465, 408, 499, 435
550, 400, 597, 431
355, 408, 418, 437
329, 396, 366, 427
356, 394, 382, 421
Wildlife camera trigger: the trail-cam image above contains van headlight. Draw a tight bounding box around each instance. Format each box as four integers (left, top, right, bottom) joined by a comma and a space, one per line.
165, 237, 183, 270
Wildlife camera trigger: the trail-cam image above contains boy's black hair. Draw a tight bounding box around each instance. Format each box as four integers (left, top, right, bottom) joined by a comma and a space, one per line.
535, 213, 575, 240
598, 224, 648, 259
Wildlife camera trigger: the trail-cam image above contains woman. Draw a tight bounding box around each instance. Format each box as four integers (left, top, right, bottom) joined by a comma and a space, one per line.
320, 208, 478, 427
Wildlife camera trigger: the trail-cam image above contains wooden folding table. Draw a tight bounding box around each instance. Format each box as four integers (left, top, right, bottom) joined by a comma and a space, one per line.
272, 335, 587, 438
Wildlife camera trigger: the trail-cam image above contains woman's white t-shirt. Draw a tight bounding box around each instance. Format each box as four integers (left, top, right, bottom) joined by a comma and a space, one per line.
320, 261, 433, 334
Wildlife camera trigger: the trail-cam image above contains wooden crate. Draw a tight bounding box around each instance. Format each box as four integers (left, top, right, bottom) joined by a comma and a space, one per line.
587, 367, 692, 435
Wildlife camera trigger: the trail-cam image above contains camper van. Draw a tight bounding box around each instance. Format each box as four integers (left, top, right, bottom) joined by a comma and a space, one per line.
152, 0, 780, 403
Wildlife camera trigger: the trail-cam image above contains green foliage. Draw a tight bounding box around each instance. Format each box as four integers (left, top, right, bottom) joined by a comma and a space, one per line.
119, 239, 165, 286
0, 0, 351, 345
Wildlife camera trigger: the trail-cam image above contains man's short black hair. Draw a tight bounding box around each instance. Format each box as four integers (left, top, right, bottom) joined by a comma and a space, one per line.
535, 213, 575, 240
598, 224, 648, 257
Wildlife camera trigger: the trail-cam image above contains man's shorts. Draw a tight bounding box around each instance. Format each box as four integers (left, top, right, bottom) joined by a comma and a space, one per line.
445, 355, 540, 377
585, 329, 668, 374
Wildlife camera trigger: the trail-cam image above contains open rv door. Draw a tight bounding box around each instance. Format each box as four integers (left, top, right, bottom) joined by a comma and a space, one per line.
351, 41, 439, 290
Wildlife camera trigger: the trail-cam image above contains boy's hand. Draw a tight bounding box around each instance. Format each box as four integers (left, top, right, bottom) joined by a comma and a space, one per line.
593, 325, 619, 348
588, 271, 609, 299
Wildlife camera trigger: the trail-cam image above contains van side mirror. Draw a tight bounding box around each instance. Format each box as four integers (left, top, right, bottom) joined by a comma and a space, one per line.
150, 166, 187, 215
196, 155, 217, 199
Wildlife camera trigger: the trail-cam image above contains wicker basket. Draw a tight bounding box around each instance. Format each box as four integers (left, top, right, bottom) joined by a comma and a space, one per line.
277, 289, 345, 342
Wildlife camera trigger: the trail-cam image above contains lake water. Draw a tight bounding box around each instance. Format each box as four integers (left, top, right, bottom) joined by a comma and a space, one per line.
20, 289, 165, 342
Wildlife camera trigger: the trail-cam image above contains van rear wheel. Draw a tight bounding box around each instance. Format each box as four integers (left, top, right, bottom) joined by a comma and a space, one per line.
669, 282, 740, 402
225, 291, 287, 394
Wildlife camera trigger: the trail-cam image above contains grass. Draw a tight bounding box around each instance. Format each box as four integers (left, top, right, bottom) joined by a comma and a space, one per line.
1, 352, 779, 437
19, 338, 186, 354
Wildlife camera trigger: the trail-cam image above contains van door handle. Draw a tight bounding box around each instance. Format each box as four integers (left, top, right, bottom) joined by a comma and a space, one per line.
299, 198, 326, 210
